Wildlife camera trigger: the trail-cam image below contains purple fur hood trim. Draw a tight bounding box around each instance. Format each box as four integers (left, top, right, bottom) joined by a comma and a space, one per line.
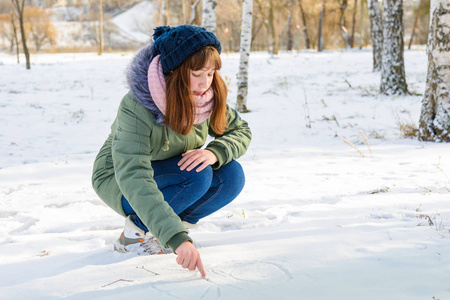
126, 43, 165, 125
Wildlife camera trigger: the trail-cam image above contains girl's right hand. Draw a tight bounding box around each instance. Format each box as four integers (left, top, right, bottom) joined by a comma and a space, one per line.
178, 149, 217, 172
175, 241, 207, 277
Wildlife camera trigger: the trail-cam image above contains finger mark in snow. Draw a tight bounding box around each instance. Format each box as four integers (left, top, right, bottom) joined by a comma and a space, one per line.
209, 262, 292, 289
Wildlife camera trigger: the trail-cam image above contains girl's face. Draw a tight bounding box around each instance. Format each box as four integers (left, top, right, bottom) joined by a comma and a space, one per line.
190, 60, 215, 97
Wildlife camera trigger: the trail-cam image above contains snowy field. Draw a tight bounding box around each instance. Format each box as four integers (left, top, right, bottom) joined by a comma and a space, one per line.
0, 48, 449, 300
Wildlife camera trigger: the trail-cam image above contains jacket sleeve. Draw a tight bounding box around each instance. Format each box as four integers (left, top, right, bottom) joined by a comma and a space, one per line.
111, 98, 191, 251
206, 105, 252, 169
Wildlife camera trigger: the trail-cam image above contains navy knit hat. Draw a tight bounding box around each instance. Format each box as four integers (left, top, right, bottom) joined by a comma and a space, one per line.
152, 25, 222, 75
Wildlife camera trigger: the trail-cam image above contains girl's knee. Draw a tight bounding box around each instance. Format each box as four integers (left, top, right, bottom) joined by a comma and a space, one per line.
225, 160, 245, 183
182, 165, 213, 196
216, 161, 245, 194
188, 165, 213, 184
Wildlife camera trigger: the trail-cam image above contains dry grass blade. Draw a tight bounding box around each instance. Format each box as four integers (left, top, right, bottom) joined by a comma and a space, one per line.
101, 279, 133, 288
359, 130, 373, 157
343, 139, 365, 157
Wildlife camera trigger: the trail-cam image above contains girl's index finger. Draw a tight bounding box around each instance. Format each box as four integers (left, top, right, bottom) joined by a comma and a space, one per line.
196, 257, 207, 278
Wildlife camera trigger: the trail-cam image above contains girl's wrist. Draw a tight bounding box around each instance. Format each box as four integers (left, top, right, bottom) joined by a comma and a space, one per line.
167, 232, 193, 253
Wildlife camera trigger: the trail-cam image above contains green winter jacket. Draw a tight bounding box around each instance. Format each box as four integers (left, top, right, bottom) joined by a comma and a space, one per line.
91, 91, 252, 251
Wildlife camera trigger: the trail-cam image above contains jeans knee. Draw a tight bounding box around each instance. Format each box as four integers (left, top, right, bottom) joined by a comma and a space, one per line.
216, 161, 245, 196
184, 165, 213, 196
190, 165, 213, 183
231, 163, 245, 195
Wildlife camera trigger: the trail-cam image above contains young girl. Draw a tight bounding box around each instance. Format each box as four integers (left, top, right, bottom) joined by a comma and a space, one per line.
91, 25, 251, 277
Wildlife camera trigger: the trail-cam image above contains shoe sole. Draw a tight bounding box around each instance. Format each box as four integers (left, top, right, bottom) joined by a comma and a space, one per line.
113, 238, 171, 255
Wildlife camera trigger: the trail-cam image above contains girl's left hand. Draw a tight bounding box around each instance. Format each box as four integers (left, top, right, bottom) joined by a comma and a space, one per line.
178, 149, 218, 172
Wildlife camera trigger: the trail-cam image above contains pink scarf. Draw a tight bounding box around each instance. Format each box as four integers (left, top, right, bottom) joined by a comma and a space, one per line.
147, 55, 214, 125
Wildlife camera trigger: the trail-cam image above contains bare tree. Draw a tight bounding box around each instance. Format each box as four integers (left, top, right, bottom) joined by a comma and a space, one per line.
339, 0, 352, 48
98, 0, 103, 55
297, 0, 310, 49
350, 0, 358, 48
254, 0, 278, 55
24, 7, 57, 52
9, 0, 30, 69
236, 0, 253, 113
202, 0, 216, 34
1, 13, 15, 51
9, 7, 19, 63
254, 0, 268, 46
251, 4, 265, 45
317, 0, 326, 52
408, 0, 425, 50
419, 0, 450, 142
181, 0, 187, 23
189, 0, 201, 25
268, 0, 278, 55
358, 0, 365, 49
368, 0, 382, 71
157, 0, 170, 25
380, 0, 408, 95
286, 0, 293, 51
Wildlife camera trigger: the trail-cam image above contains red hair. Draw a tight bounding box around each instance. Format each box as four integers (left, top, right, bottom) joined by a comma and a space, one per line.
165, 46, 228, 135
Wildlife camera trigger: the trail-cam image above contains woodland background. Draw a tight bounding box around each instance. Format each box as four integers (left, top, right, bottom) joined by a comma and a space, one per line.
0, 0, 431, 53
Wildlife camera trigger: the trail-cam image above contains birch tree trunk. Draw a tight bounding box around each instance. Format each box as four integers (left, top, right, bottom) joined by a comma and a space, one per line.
380, 0, 408, 95
236, 0, 253, 113
368, 0, 383, 71
202, 0, 217, 34
419, 1, 450, 142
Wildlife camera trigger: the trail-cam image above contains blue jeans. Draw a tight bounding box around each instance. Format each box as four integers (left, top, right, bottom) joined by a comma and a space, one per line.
121, 155, 245, 232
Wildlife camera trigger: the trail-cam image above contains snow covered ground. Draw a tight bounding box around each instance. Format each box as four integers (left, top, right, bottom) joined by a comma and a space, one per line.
0, 48, 449, 300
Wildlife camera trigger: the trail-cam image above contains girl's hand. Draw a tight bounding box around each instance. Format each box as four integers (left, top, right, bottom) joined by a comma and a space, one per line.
175, 241, 207, 277
178, 149, 217, 172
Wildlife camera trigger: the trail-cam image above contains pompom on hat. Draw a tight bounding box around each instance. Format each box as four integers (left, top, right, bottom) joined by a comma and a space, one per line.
152, 25, 222, 75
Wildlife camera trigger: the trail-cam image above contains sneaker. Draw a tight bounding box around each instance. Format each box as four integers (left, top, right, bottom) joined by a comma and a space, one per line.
114, 216, 172, 255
